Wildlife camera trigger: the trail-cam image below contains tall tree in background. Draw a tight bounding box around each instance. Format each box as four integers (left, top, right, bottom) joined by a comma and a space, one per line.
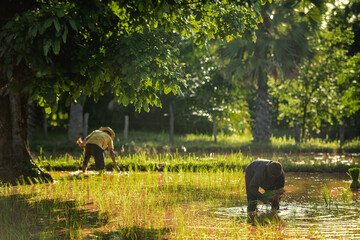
327, 0, 360, 145
270, 25, 360, 142
180, 39, 250, 143
220, 0, 326, 142
0, 0, 264, 183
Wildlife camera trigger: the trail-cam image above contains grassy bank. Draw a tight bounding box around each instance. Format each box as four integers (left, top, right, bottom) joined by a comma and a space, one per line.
29, 131, 360, 173
34, 151, 359, 174
29, 130, 360, 157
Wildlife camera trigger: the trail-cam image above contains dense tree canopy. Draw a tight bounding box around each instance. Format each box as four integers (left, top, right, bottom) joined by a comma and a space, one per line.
0, 0, 267, 183
0, 0, 264, 112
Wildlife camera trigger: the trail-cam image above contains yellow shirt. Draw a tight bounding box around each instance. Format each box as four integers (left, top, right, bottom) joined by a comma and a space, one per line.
86, 130, 114, 150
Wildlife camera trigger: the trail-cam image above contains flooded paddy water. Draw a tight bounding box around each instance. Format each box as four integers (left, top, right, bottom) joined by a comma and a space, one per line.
2, 153, 360, 239
252, 152, 360, 166
215, 172, 360, 239
62, 170, 360, 238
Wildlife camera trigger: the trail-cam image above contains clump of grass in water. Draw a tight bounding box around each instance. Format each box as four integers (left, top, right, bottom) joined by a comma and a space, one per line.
347, 167, 360, 189
322, 185, 331, 209
1, 156, 330, 239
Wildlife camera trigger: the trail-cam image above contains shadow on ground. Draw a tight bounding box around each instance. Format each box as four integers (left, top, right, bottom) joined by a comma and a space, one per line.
90, 226, 171, 240
0, 194, 109, 239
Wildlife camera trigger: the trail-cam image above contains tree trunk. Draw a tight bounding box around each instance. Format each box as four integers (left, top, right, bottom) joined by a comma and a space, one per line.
252, 74, 271, 142
0, 1, 52, 184
27, 101, 38, 140
83, 112, 89, 138
169, 101, 174, 145
124, 115, 129, 142
68, 102, 83, 144
339, 124, 345, 148
213, 117, 217, 144
301, 102, 308, 142
293, 121, 300, 144
0, 89, 52, 184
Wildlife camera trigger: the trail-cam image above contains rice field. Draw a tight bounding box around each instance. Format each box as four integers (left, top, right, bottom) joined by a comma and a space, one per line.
1, 158, 360, 239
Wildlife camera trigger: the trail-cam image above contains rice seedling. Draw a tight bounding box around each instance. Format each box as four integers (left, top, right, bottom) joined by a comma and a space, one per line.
347, 167, 360, 189
322, 185, 331, 209
3, 152, 359, 239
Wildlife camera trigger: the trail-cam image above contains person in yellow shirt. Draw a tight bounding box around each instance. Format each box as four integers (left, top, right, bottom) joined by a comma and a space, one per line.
77, 127, 120, 172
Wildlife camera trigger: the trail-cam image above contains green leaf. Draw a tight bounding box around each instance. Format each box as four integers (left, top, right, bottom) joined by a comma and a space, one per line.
56, 8, 65, 18
62, 83, 70, 91
122, 95, 129, 106
143, 101, 150, 112
155, 97, 162, 108
62, 25, 68, 43
69, 19, 78, 31
53, 18, 61, 32
43, 39, 52, 56
52, 39, 61, 55
45, 107, 52, 114
164, 86, 172, 94
44, 17, 54, 29
31, 26, 37, 37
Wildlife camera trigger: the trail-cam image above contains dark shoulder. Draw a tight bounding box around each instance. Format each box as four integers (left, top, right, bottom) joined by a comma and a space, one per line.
245, 159, 270, 173
247, 159, 270, 168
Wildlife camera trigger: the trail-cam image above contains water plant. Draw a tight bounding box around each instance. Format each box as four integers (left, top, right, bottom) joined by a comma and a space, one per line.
347, 167, 360, 189
1, 166, 332, 239
4, 150, 360, 239
322, 185, 331, 209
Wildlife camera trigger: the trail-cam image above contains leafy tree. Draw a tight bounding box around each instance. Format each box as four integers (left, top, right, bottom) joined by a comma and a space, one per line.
219, 0, 326, 142
180, 39, 250, 143
0, 0, 265, 183
270, 28, 360, 142
327, 0, 360, 56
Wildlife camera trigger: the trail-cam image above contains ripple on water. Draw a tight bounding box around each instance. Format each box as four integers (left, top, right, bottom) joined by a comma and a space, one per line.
214, 172, 360, 239
215, 202, 360, 238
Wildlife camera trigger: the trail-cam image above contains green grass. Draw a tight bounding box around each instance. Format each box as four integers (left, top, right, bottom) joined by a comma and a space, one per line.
29, 131, 360, 158
3, 131, 357, 239
29, 131, 360, 172
34, 150, 359, 174
0, 167, 327, 239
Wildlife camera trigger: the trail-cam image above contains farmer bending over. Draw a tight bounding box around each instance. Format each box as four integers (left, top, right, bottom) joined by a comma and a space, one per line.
77, 127, 120, 172
245, 159, 285, 214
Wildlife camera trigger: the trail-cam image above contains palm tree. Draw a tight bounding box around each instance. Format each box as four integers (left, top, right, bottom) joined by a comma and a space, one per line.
220, 0, 326, 142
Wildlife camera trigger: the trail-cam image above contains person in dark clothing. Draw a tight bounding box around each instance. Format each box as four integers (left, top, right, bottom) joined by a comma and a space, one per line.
245, 159, 285, 213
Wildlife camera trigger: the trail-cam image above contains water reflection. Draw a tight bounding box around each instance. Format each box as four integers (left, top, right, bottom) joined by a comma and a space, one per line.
254, 153, 360, 166
351, 188, 359, 202
215, 172, 360, 238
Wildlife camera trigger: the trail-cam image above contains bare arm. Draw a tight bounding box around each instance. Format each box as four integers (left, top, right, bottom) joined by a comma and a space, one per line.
109, 148, 120, 172
248, 172, 269, 204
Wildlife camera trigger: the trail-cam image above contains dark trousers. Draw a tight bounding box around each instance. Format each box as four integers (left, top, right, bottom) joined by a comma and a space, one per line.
83, 143, 105, 170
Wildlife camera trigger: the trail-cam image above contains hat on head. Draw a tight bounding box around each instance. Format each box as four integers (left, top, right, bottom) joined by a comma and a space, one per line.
266, 161, 283, 179
99, 127, 115, 139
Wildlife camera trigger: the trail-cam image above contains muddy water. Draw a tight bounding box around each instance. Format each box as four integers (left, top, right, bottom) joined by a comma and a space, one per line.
215, 172, 360, 239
